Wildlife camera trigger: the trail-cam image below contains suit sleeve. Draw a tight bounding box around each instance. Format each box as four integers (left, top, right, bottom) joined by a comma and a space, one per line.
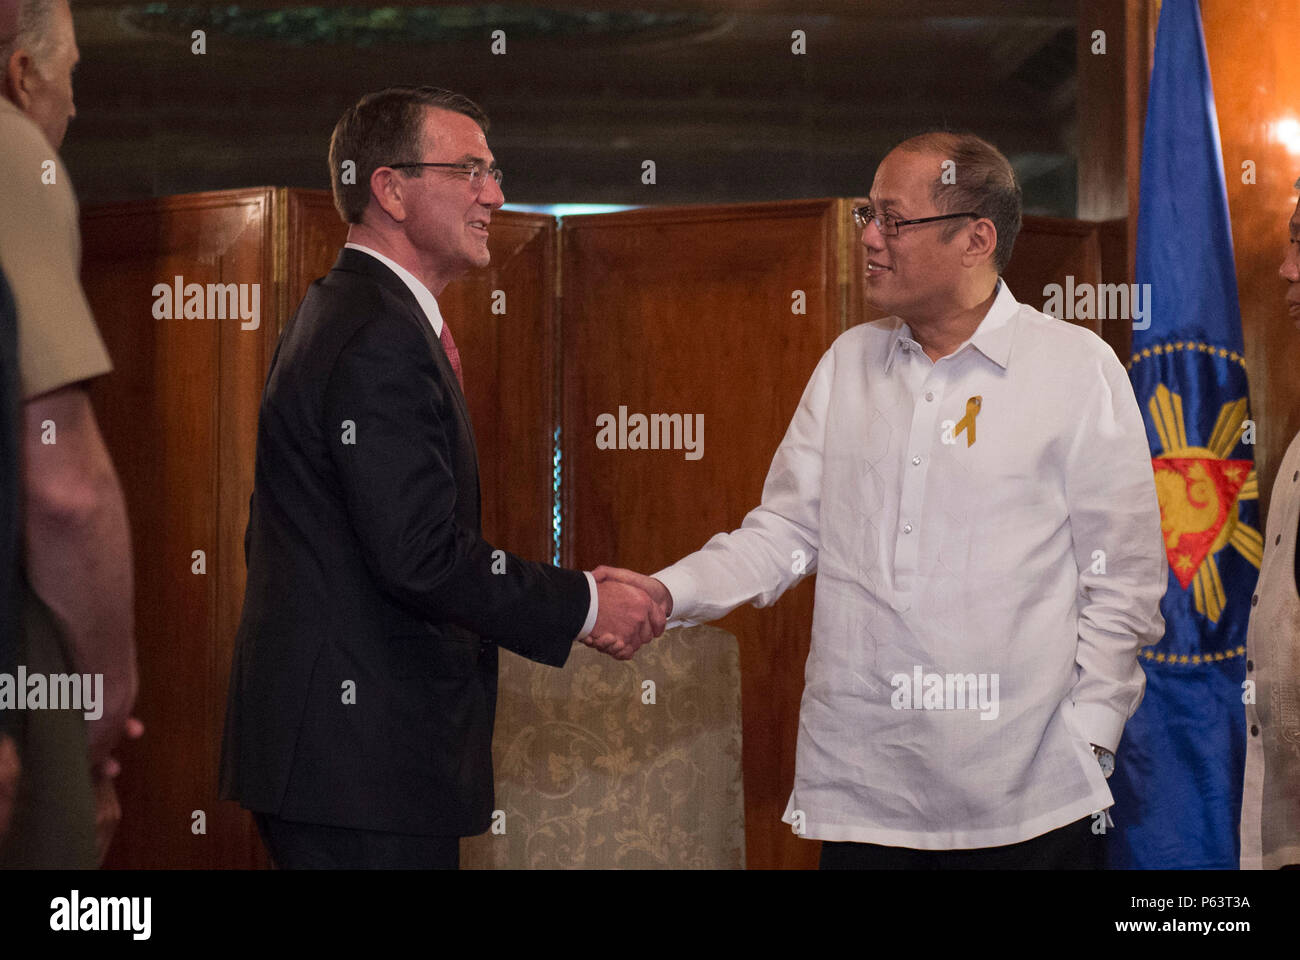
322, 311, 588, 666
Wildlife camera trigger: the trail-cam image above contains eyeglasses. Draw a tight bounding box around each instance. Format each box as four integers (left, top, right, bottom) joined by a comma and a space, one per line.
852, 202, 980, 237
386, 161, 503, 192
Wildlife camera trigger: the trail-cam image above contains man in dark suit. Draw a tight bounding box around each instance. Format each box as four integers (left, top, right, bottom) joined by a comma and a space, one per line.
219, 86, 661, 869
0, 9, 16, 849
0, 267, 19, 848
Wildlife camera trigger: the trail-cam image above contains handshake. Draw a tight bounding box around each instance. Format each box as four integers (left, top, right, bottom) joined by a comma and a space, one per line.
580, 566, 673, 661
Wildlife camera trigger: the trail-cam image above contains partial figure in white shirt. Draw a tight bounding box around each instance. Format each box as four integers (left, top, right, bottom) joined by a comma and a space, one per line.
599, 132, 1167, 869
1238, 177, 1300, 871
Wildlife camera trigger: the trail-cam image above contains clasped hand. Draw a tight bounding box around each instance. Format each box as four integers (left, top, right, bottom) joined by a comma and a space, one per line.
580, 566, 674, 660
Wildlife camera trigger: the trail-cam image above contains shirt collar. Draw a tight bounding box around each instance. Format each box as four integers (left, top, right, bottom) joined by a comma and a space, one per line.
883, 278, 1018, 373
343, 241, 444, 337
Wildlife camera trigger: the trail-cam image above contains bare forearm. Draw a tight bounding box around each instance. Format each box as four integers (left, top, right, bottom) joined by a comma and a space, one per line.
25, 460, 136, 767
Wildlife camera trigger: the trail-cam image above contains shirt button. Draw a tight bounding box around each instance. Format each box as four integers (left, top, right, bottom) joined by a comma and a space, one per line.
1277, 534, 1282, 546
911, 455, 922, 466
1294, 470, 1298, 482
902, 522, 913, 534
925, 391, 934, 402
1252, 594, 1259, 606
1251, 725, 1260, 737
1247, 659, 1254, 672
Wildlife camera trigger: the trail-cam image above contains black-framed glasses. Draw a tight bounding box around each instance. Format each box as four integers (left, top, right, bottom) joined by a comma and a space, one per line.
386, 161, 503, 191
853, 202, 980, 237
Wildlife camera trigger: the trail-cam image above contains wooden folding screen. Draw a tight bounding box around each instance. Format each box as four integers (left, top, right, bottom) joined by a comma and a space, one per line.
80, 188, 1122, 869
82, 188, 279, 869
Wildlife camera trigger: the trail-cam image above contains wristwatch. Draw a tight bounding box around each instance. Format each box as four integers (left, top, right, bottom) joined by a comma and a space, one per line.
1092, 745, 1115, 779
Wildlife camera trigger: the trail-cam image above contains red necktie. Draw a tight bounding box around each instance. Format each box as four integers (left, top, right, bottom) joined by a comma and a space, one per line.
439, 322, 464, 392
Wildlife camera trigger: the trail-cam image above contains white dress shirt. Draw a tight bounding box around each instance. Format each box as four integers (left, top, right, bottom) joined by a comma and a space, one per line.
655, 280, 1167, 848
344, 242, 598, 639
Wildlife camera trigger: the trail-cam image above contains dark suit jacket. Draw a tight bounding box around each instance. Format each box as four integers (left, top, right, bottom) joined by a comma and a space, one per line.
219, 248, 589, 837
0, 269, 17, 742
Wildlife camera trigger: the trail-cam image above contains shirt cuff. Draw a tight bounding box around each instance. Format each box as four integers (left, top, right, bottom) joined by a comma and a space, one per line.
652, 564, 699, 628
1071, 699, 1127, 755
575, 571, 599, 640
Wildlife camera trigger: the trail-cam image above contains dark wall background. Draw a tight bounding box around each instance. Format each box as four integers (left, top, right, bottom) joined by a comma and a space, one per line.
64, 0, 1079, 213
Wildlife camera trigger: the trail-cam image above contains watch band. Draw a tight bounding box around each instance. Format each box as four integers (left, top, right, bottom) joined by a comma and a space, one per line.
1092, 745, 1115, 779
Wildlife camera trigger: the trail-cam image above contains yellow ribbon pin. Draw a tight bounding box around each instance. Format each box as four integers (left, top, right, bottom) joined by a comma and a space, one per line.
952, 396, 981, 447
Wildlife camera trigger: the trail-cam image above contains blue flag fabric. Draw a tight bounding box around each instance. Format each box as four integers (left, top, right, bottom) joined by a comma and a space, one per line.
1109, 0, 1259, 869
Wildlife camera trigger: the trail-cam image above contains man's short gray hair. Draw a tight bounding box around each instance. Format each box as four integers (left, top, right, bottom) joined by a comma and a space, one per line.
892, 131, 1023, 274
0, 0, 62, 73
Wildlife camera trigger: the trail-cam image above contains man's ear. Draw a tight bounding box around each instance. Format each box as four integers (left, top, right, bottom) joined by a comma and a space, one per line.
368, 166, 407, 223
2, 49, 35, 111
961, 218, 998, 269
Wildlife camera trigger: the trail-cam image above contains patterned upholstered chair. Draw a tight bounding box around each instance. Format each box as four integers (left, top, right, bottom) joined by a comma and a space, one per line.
460, 624, 745, 869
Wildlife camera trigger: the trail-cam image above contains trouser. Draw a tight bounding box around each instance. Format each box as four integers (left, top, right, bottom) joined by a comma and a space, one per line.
254, 812, 460, 869
819, 814, 1104, 869
0, 583, 97, 869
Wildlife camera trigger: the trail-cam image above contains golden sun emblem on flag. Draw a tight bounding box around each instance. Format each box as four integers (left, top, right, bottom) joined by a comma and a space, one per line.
1148, 383, 1262, 622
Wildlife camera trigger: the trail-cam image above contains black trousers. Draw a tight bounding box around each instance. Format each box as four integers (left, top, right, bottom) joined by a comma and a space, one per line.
254, 812, 460, 869
819, 815, 1104, 869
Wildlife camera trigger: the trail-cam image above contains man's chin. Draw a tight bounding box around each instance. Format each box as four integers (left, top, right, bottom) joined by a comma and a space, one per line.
862, 290, 894, 315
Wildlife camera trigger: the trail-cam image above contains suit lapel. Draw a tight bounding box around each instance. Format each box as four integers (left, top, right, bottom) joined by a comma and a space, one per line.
330, 249, 476, 437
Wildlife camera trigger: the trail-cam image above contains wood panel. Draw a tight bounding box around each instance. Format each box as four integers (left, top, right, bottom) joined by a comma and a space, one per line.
437, 212, 559, 563
1203, 0, 1300, 527
82, 188, 278, 869
1002, 215, 1104, 333
1077, 0, 1130, 222
1096, 216, 1131, 359
283, 189, 347, 330
1125, 0, 1158, 281
561, 199, 850, 869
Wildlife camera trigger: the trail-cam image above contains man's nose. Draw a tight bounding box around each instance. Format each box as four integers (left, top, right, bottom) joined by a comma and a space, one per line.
1280, 248, 1300, 283
860, 220, 886, 252
481, 175, 505, 209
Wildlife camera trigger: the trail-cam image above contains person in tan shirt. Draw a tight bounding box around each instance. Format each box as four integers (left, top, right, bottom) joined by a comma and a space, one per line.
1239, 178, 1300, 870
0, 0, 138, 867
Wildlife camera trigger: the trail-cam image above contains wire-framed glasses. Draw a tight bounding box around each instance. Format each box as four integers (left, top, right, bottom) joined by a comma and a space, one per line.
852, 201, 979, 237
386, 161, 503, 191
